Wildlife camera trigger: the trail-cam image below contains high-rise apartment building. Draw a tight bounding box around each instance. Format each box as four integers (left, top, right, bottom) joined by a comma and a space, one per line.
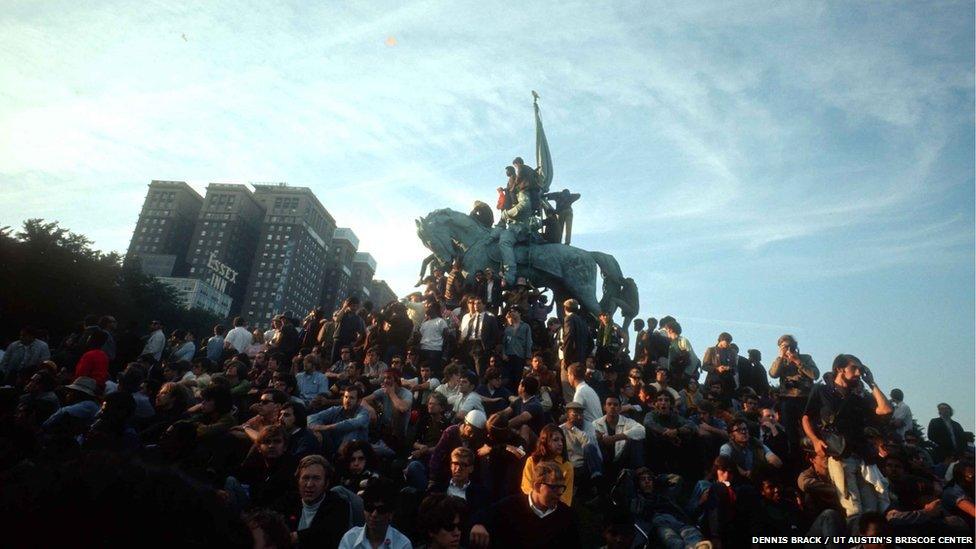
126, 180, 203, 277
369, 279, 397, 308
320, 228, 359, 313
184, 183, 265, 316
351, 252, 376, 303
242, 184, 336, 323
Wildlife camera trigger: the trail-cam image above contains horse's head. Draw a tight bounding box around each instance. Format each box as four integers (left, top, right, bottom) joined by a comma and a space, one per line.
416, 210, 456, 264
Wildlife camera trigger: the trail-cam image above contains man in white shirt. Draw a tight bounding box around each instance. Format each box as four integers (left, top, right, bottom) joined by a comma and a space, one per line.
224, 316, 252, 354
568, 362, 602, 441
889, 388, 913, 439
458, 297, 496, 376
449, 370, 484, 421
141, 320, 166, 362
338, 478, 411, 549
562, 402, 603, 485
593, 394, 646, 469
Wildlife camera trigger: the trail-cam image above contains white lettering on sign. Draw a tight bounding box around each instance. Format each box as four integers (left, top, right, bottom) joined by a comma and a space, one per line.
206, 251, 239, 285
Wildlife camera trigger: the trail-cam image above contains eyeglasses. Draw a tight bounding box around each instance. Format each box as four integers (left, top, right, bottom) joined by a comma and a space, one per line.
363, 503, 390, 514
541, 483, 567, 493
440, 521, 462, 532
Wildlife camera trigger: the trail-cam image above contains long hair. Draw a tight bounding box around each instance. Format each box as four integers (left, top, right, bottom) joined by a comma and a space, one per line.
532, 423, 568, 462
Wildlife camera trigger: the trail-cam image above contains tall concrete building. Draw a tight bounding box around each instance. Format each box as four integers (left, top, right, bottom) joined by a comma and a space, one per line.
242, 184, 336, 324
369, 279, 397, 308
320, 228, 359, 313
184, 183, 265, 316
126, 180, 203, 277
350, 252, 376, 303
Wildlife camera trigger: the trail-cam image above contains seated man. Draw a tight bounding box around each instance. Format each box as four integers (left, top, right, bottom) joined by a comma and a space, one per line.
594, 394, 646, 473
719, 418, 783, 480
191, 385, 239, 441
494, 376, 549, 445
561, 402, 603, 499
431, 446, 490, 510
417, 493, 469, 549
241, 389, 288, 442
428, 410, 488, 489
278, 401, 320, 458
689, 400, 728, 464
361, 347, 388, 390
470, 461, 581, 549
325, 346, 354, 384
448, 370, 484, 421
232, 424, 297, 509
361, 370, 413, 456
754, 473, 845, 542
338, 478, 411, 549
622, 466, 707, 549
475, 366, 512, 418
402, 362, 441, 410
295, 354, 328, 405
404, 392, 454, 491
285, 455, 350, 549
307, 386, 369, 455
643, 391, 700, 477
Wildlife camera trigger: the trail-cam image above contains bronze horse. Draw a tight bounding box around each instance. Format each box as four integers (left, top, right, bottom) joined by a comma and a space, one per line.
416, 208, 639, 328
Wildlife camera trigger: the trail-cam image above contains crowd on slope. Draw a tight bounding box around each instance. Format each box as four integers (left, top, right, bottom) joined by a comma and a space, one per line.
0, 274, 973, 548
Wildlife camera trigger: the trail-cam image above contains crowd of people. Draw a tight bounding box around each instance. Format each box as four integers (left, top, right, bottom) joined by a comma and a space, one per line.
0, 276, 973, 548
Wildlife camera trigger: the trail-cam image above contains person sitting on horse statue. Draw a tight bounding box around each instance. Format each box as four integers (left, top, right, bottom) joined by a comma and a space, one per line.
498, 182, 533, 286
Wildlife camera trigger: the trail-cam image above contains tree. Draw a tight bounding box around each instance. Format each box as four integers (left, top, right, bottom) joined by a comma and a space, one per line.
0, 219, 222, 367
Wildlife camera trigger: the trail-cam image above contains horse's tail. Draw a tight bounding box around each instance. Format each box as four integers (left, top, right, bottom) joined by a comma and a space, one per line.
591, 251, 623, 284
591, 251, 640, 328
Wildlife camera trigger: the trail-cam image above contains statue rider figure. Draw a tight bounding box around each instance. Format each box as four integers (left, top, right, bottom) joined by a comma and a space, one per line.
498, 183, 533, 286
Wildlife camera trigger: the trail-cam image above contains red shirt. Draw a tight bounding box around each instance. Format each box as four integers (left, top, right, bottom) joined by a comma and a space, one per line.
75, 349, 109, 388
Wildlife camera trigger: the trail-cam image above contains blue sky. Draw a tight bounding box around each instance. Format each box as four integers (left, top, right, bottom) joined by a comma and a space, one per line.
2, 2, 973, 429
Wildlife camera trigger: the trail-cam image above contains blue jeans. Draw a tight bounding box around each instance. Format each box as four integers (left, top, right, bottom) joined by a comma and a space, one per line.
639, 513, 704, 549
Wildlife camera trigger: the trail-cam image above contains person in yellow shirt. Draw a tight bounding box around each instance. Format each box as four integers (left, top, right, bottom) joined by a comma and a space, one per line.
521, 423, 574, 505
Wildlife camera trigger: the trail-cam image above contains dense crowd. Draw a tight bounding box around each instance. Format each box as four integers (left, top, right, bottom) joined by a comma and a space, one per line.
0, 273, 973, 548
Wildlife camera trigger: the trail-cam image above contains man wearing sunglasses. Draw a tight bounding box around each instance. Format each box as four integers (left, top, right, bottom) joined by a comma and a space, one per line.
338, 478, 411, 549
719, 418, 783, 479
469, 461, 581, 548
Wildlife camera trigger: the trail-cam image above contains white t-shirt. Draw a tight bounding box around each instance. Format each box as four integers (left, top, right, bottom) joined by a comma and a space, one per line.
891, 401, 913, 438
225, 326, 253, 353
573, 381, 603, 442
419, 317, 449, 351
450, 391, 484, 416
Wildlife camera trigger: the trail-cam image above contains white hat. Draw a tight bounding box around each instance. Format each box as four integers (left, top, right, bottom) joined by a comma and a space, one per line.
464, 410, 487, 430
66, 376, 98, 397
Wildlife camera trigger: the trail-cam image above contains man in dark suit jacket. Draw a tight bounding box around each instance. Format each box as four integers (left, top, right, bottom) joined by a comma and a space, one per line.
459, 297, 500, 377
478, 268, 504, 315
928, 403, 968, 463
469, 460, 581, 549
561, 299, 590, 370
284, 455, 350, 549
644, 317, 671, 364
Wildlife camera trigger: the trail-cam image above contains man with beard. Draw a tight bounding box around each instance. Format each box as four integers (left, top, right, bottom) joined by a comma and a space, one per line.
428, 410, 488, 489
802, 354, 892, 518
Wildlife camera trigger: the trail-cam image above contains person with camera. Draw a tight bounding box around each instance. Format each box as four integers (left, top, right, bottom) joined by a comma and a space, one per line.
801, 354, 893, 519
769, 334, 819, 461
